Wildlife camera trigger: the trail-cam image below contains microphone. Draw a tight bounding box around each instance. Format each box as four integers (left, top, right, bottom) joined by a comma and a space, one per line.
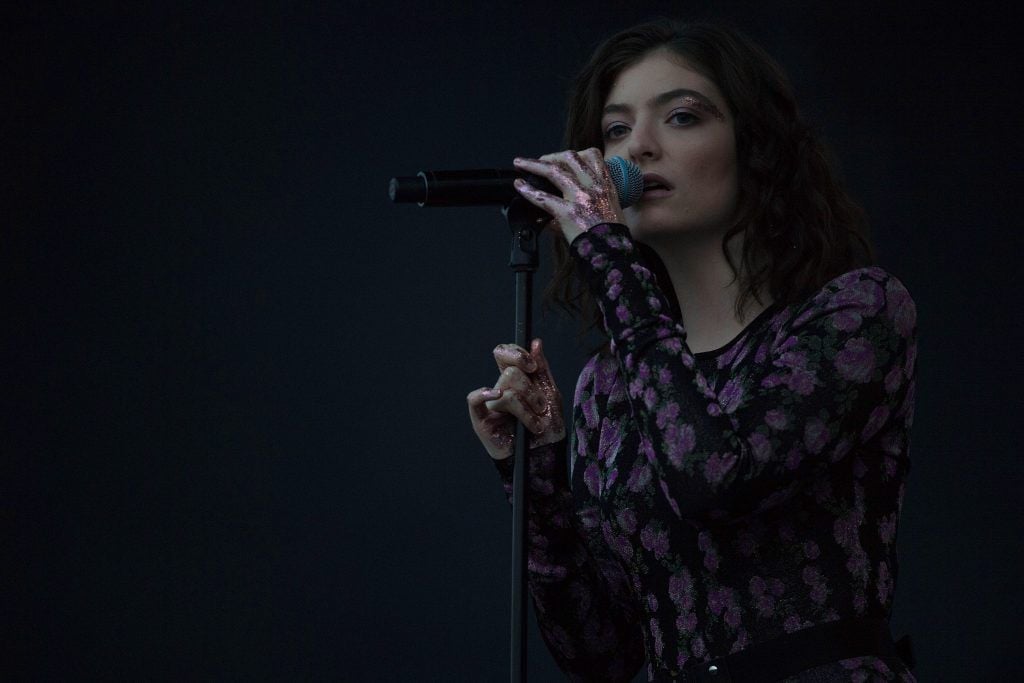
388, 156, 644, 209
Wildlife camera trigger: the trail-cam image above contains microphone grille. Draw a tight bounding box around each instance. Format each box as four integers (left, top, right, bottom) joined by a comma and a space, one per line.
605, 156, 644, 209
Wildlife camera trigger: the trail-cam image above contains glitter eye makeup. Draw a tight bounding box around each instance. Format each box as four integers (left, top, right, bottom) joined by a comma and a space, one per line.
676, 96, 726, 121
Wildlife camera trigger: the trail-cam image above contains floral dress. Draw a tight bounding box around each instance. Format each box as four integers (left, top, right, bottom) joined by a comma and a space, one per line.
495, 224, 918, 682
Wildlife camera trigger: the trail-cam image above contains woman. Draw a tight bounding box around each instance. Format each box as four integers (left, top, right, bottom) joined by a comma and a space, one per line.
466, 20, 917, 682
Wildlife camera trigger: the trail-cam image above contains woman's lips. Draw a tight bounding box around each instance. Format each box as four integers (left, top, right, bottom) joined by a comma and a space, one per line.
640, 173, 673, 199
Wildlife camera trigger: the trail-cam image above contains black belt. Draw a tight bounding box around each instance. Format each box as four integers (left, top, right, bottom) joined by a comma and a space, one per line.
654, 617, 915, 682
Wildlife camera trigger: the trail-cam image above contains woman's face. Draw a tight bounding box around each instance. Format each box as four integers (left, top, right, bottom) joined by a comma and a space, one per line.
601, 50, 738, 244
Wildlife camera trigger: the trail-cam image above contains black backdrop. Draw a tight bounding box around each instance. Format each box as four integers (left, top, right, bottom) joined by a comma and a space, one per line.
6, 1, 1021, 680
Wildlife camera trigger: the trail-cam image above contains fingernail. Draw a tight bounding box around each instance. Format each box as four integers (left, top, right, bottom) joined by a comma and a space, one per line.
482, 388, 501, 398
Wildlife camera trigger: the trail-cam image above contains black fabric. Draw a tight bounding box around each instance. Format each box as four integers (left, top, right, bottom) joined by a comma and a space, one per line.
647, 618, 910, 682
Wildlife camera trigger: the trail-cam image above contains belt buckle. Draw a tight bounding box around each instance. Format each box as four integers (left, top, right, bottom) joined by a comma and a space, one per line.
694, 660, 733, 683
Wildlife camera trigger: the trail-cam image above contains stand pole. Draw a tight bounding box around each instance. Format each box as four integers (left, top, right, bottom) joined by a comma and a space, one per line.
503, 197, 544, 683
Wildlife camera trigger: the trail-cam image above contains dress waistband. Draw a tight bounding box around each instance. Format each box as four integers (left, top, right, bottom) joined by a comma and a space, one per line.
652, 617, 914, 682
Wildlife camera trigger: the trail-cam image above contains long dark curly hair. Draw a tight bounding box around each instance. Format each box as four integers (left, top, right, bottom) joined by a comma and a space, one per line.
547, 19, 874, 335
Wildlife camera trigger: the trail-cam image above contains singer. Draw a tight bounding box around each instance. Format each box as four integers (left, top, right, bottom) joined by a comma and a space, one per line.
466, 20, 917, 683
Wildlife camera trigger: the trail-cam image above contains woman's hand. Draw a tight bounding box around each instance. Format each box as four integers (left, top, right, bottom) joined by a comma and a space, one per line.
512, 148, 627, 243
467, 338, 565, 461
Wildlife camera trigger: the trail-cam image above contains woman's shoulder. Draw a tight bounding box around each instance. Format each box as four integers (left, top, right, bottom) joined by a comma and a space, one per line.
822, 266, 912, 295
786, 265, 917, 339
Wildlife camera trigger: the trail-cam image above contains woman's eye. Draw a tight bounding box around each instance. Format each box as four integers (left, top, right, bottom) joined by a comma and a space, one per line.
669, 111, 698, 126
604, 124, 629, 140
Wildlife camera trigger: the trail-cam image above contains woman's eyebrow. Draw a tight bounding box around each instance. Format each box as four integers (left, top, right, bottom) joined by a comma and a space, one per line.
603, 88, 724, 120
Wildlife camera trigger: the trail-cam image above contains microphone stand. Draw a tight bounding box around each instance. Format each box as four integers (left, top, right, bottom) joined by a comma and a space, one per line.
502, 194, 547, 683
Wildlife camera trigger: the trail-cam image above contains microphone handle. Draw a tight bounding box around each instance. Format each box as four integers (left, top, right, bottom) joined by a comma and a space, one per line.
388, 169, 556, 207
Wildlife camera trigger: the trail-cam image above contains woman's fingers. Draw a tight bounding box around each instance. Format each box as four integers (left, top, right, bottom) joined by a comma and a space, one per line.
467, 386, 503, 423
493, 366, 547, 416
494, 343, 537, 373
512, 176, 571, 218
466, 387, 514, 460
514, 156, 579, 194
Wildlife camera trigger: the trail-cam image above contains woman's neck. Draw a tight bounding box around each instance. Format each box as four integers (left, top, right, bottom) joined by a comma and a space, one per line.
648, 231, 772, 354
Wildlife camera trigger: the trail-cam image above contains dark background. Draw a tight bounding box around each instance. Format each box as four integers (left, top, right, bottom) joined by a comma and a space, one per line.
5, 1, 1021, 680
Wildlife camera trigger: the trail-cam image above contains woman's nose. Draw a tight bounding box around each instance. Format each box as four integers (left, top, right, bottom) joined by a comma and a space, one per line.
627, 123, 660, 162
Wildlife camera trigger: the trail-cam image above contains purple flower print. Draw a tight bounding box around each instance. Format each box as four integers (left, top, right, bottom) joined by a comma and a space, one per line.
708, 586, 728, 616
765, 409, 788, 430
755, 342, 768, 363
656, 402, 680, 429
724, 605, 742, 629
749, 431, 773, 462
668, 569, 694, 610
885, 361, 903, 394
784, 445, 804, 470
583, 462, 601, 497
590, 253, 607, 269
659, 480, 682, 518
861, 405, 890, 442
877, 560, 893, 604
846, 552, 869, 581
878, 512, 897, 545
642, 386, 657, 409
626, 462, 651, 492
786, 367, 817, 395
833, 511, 862, 549
904, 338, 917, 378
581, 396, 599, 428
649, 617, 664, 657
615, 303, 630, 324
836, 337, 876, 383
887, 278, 916, 337
831, 309, 863, 332
639, 436, 656, 464
691, 635, 707, 658
614, 508, 637, 537
598, 418, 620, 461
718, 378, 745, 414
831, 278, 884, 317
803, 417, 830, 454
659, 336, 684, 355
777, 347, 808, 371
640, 522, 669, 559
704, 451, 737, 485
637, 362, 651, 381
602, 521, 633, 562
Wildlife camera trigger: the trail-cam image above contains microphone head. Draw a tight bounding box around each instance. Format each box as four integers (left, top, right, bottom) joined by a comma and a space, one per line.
605, 156, 644, 209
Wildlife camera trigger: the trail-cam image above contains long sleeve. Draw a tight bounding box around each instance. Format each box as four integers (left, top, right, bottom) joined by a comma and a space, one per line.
571, 223, 917, 524
494, 439, 646, 682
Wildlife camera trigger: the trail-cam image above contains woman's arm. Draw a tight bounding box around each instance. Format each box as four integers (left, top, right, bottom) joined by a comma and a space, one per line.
469, 341, 645, 681
493, 437, 645, 682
